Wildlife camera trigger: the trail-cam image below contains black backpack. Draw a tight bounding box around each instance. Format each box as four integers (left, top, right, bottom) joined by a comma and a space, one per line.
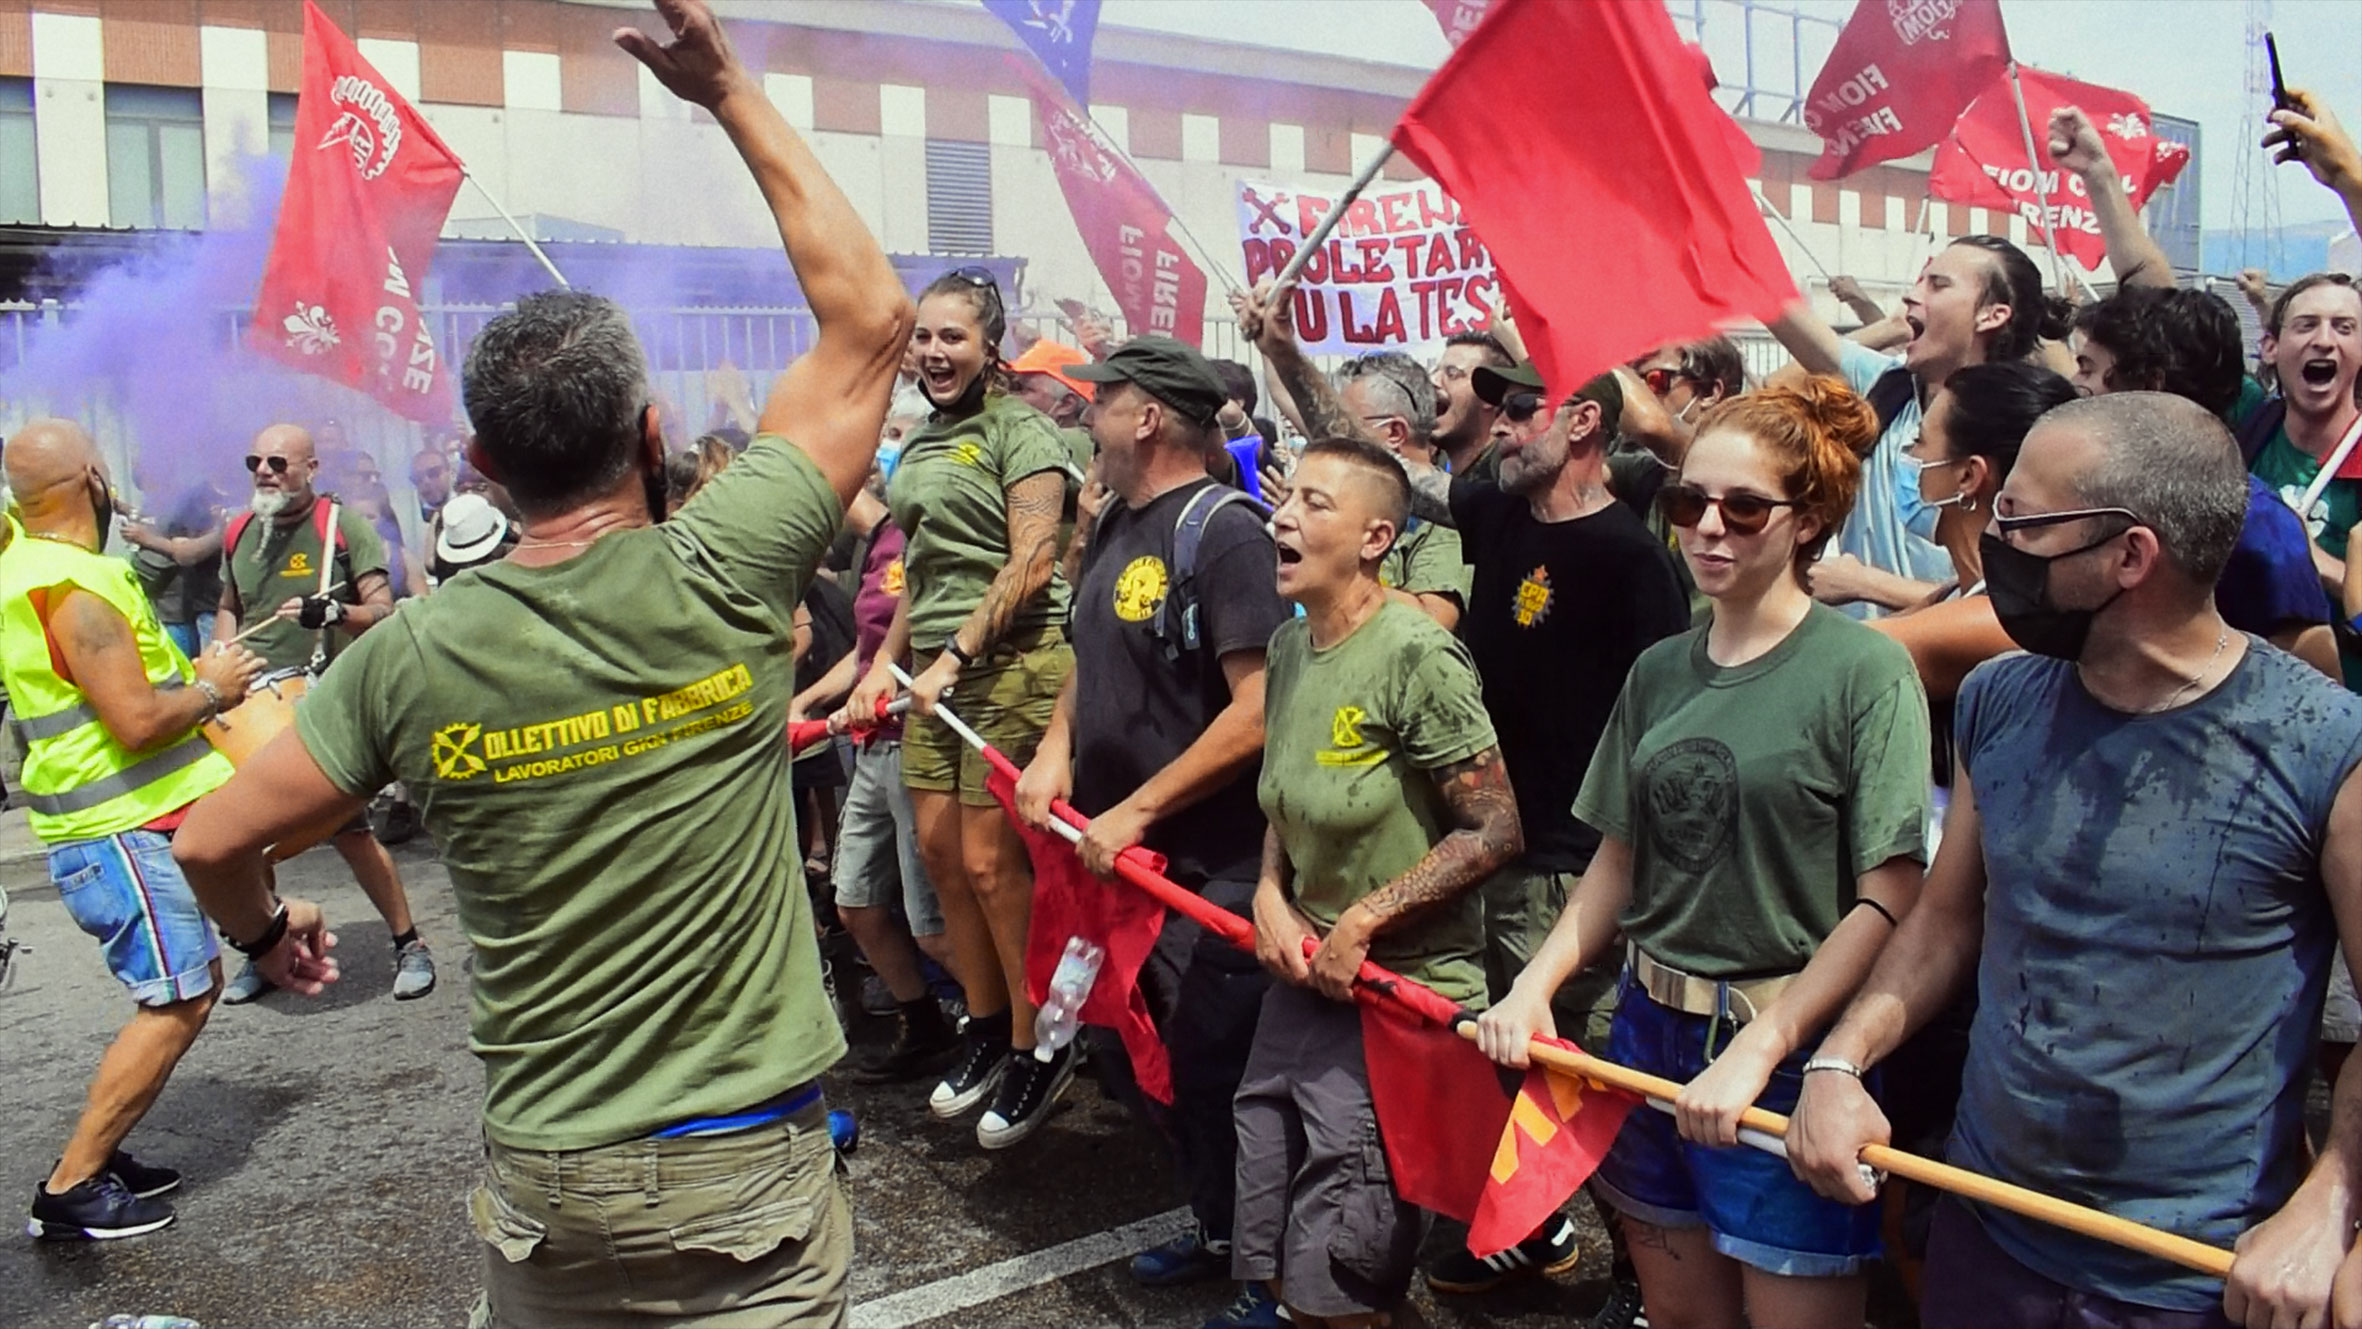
1868, 366, 1918, 440
1151, 485, 1257, 663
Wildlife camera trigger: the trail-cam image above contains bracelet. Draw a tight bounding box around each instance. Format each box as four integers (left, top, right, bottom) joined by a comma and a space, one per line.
1802, 1056, 1865, 1079
193, 677, 223, 722
1852, 897, 1898, 927
229, 902, 289, 960
944, 641, 974, 669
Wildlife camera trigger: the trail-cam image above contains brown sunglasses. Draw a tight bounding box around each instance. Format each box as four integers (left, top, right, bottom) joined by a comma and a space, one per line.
1657, 482, 1796, 536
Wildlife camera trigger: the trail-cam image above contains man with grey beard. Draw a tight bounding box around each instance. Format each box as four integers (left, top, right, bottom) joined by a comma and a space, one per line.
210, 420, 431, 1004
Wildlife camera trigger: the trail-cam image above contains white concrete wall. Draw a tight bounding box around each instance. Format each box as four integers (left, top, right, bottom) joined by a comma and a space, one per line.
198, 25, 269, 228
31, 12, 107, 227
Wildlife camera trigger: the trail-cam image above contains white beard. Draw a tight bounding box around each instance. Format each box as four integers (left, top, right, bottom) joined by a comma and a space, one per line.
249, 490, 292, 519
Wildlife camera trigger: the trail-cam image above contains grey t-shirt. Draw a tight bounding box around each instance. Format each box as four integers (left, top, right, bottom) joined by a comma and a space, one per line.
1953, 642, 2362, 1310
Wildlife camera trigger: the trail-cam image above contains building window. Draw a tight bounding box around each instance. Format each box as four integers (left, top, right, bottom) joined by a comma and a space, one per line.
925, 140, 993, 256
0, 79, 35, 224
106, 85, 207, 230
268, 92, 297, 159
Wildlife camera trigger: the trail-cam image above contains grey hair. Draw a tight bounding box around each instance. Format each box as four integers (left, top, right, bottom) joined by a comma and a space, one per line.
2050, 392, 2248, 588
461, 290, 649, 513
1335, 352, 1437, 444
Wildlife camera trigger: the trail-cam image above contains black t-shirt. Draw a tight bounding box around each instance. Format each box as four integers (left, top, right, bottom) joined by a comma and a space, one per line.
1451, 475, 1690, 870
1073, 478, 1288, 884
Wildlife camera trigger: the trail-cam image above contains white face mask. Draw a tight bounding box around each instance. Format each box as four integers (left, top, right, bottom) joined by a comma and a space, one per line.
1902, 455, 1971, 511
1675, 396, 1702, 424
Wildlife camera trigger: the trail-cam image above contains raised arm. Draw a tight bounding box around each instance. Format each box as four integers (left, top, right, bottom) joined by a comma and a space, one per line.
1828, 275, 1888, 327
1304, 745, 1522, 1002
1767, 300, 1850, 380
2267, 88, 2362, 251
619, 0, 913, 508
2049, 106, 2173, 290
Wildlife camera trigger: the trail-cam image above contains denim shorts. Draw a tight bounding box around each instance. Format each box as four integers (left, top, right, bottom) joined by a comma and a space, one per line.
832, 741, 943, 936
50, 828, 220, 1006
1591, 975, 1881, 1278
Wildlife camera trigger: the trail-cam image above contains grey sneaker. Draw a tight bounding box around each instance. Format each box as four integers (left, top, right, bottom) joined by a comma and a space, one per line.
220, 959, 273, 1005
392, 938, 436, 1001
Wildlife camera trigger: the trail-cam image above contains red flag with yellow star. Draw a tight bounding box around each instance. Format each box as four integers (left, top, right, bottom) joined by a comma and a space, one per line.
1467, 1054, 1637, 1257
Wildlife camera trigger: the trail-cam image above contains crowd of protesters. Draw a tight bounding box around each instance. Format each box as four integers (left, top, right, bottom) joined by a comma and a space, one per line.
7, 4, 2362, 1329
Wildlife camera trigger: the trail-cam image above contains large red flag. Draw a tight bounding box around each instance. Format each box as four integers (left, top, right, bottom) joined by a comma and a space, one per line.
1390, 0, 1796, 404
1929, 66, 2191, 269
249, 0, 464, 423
1469, 1056, 1635, 1255
1802, 0, 2011, 181
1016, 60, 1207, 349
982, 762, 1174, 1103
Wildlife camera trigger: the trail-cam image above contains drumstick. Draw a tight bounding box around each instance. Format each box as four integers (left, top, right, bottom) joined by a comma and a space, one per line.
220, 580, 348, 648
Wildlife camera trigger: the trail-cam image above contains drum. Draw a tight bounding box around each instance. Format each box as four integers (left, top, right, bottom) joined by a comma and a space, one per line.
201, 669, 344, 861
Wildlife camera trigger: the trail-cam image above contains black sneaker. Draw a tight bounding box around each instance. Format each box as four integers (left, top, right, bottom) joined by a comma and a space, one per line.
975, 1043, 1077, 1149
27, 1174, 174, 1240
928, 1028, 1010, 1119
1426, 1213, 1581, 1294
1587, 1275, 1649, 1329
852, 1000, 960, 1083
104, 1151, 180, 1199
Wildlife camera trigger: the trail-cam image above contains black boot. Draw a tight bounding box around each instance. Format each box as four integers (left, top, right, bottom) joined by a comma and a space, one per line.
852, 996, 960, 1083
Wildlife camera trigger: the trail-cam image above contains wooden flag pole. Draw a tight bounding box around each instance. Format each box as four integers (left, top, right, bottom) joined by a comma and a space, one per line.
1752, 183, 1835, 283
1273, 143, 1398, 290
1494, 1034, 2236, 1279
2004, 64, 2073, 297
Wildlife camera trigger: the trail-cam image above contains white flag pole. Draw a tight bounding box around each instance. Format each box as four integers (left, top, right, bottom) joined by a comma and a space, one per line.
462, 170, 570, 290
1273, 143, 1399, 290
2004, 64, 2072, 296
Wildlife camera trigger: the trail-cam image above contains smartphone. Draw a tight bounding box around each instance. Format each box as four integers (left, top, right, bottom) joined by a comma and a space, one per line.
2266, 31, 2293, 111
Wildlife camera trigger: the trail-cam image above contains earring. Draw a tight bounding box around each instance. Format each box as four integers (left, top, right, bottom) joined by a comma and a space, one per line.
1961, 495, 1978, 514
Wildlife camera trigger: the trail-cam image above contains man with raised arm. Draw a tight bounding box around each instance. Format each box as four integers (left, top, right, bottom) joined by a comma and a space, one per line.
173, 3, 914, 1323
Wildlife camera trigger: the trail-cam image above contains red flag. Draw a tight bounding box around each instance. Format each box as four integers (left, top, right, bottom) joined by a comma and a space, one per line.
1390, 0, 1796, 404
1015, 60, 1207, 349
982, 762, 1174, 1103
1469, 1058, 1635, 1256
248, 0, 464, 422
1420, 0, 1493, 47
1929, 66, 2188, 270
1802, 0, 2011, 181
1360, 995, 1515, 1227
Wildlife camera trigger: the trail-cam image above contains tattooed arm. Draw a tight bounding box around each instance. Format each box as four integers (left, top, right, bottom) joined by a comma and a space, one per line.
1233, 278, 1457, 527
1305, 746, 1523, 1002
905, 467, 1065, 715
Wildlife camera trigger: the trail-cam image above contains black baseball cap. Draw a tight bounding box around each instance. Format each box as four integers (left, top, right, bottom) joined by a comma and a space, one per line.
1066, 336, 1229, 425
1472, 361, 1623, 437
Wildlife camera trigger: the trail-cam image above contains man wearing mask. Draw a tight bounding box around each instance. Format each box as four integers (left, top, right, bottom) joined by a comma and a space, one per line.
1790, 393, 2362, 1328
211, 422, 432, 1004
4, 420, 267, 1241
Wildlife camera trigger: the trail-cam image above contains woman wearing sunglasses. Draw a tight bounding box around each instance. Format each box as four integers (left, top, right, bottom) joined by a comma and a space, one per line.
1475, 378, 1930, 1328
842, 267, 1085, 1148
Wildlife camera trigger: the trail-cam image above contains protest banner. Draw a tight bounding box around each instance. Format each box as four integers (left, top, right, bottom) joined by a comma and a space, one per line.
1235, 177, 1499, 355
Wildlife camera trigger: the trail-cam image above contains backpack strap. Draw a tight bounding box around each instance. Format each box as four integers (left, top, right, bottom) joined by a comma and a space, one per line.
2235, 396, 2288, 468
224, 511, 255, 558
1151, 486, 1255, 662
1867, 365, 1917, 440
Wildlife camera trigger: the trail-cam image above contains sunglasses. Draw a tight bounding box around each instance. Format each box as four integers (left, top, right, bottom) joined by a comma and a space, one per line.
1657, 482, 1797, 535
244, 454, 292, 475
1501, 390, 1546, 424
1638, 366, 1686, 397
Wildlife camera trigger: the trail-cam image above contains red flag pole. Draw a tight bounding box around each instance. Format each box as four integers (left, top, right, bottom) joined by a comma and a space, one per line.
886, 668, 2238, 1281
1272, 142, 1398, 290
2004, 62, 2073, 296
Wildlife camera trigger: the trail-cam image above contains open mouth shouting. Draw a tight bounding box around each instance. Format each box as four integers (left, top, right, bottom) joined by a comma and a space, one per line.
2301, 357, 2341, 389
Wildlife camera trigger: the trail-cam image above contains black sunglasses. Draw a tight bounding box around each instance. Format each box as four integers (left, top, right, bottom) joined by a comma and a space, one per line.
1501, 390, 1546, 424
244, 454, 292, 475
1657, 482, 1796, 535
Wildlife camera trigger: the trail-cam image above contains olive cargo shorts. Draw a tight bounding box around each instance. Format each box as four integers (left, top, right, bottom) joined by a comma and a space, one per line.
902, 625, 1072, 807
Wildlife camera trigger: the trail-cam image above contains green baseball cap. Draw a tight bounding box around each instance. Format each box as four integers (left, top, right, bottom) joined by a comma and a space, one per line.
1065, 335, 1230, 426
1472, 361, 1622, 437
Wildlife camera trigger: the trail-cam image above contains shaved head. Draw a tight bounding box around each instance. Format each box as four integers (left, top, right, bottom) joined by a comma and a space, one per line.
252, 423, 315, 463
4, 417, 112, 548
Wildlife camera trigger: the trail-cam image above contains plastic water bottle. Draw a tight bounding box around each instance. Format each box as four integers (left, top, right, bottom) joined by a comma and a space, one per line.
1032, 937, 1105, 1062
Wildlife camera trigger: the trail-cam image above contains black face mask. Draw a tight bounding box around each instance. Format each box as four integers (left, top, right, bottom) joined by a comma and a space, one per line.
1980, 529, 2124, 661
88, 476, 114, 552
637, 406, 668, 525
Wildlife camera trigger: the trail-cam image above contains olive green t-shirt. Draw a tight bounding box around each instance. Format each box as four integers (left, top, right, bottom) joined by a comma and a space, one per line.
223, 501, 388, 672
1574, 602, 1930, 980
1258, 599, 1497, 1004
1379, 519, 1471, 609
889, 393, 1082, 654
296, 436, 847, 1151
2241, 380, 2362, 688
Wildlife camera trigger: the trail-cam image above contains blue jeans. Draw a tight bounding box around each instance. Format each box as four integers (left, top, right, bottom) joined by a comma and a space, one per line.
162, 615, 212, 661
1591, 976, 1882, 1277
50, 828, 220, 1006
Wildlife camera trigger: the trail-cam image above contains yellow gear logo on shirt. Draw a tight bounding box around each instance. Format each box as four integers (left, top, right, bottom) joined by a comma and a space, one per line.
1513, 564, 1554, 628
947, 440, 986, 467
284, 551, 313, 578
1113, 555, 1168, 622
431, 722, 487, 780
1318, 705, 1386, 766
881, 559, 906, 597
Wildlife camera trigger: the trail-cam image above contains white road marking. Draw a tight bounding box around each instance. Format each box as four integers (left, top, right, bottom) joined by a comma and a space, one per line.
849, 1205, 1192, 1329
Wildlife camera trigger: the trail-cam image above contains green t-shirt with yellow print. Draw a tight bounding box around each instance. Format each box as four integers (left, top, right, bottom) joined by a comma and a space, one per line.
887, 392, 1082, 655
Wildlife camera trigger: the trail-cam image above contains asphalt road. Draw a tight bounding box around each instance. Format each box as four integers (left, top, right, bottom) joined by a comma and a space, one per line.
0, 813, 1647, 1329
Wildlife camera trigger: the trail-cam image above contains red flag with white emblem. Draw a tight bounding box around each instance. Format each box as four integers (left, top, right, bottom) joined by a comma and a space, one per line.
1014, 59, 1207, 349
1802, 0, 2012, 181
248, 0, 464, 422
